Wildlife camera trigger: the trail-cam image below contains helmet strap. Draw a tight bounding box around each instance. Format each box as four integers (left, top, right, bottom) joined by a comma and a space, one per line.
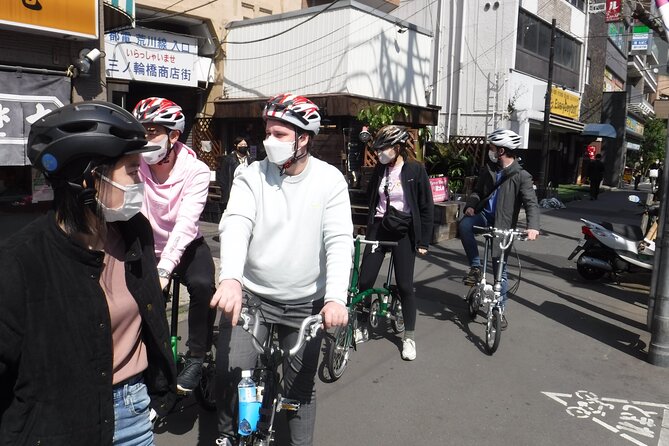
156, 139, 174, 166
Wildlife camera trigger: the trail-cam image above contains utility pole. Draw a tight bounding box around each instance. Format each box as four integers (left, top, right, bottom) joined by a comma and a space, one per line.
648, 118, 669, 367
538, 18, 556, 199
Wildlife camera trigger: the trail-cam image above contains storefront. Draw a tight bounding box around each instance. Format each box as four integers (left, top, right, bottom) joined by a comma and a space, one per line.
104, 25, 215, 153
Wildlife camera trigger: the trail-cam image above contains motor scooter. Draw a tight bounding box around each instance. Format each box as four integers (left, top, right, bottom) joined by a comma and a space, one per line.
568, 195, 658, 280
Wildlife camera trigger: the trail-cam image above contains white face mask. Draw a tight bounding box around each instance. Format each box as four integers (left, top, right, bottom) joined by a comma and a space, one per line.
488, 150, 498, 163
264, 135, 296, 165
98, 175, 145, 222
378, 148, 396, 165
142, 134, 169, 165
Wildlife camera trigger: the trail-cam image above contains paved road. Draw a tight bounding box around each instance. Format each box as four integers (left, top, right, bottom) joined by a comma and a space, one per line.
156, 185, 669, 446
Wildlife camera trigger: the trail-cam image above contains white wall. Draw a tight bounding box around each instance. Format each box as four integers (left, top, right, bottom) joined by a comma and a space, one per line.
223, 4, 432, 107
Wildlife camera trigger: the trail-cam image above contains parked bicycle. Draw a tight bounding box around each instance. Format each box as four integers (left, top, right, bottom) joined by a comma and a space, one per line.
234, 297, 323, 446
164, 273, 217, 411
326, 236, 403, 381
465, 226, 527, 355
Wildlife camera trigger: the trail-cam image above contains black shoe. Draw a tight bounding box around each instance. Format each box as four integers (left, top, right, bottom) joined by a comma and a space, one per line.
500, 315, 508, 331
463, 267, 481, 285
177, 356, 204, 393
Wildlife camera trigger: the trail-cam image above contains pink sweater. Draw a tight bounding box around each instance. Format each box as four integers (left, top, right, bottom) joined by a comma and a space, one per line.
139, 142, 211, 273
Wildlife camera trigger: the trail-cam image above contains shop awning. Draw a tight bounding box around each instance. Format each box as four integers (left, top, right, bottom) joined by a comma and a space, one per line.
582, 123, 617, 139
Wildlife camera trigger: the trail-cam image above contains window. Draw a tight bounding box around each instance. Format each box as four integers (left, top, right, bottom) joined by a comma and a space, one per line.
564, 0, 584, 11
517, 10, 581, 71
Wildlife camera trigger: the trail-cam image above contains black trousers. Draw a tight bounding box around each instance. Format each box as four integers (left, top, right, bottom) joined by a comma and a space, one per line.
173, 237, 217, 354
358, 219, 417, 331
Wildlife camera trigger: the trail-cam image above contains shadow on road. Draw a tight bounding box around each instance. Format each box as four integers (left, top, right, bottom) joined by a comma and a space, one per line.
154, 397, 219, 445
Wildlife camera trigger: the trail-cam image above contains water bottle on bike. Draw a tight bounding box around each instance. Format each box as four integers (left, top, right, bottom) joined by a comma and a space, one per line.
238, 370, 261, 436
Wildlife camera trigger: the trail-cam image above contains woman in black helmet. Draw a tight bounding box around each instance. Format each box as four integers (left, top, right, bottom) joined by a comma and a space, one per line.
0, 101, 176, 446
357, 125, 434, 361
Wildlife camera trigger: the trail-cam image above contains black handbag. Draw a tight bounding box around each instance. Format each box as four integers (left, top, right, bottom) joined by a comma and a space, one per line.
380, 167, 412, 237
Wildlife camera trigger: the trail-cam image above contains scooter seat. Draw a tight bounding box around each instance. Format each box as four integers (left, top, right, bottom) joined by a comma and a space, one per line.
600, 222, 644, 241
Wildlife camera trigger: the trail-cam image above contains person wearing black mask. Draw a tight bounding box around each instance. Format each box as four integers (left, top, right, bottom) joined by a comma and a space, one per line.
216, 137, 256, 213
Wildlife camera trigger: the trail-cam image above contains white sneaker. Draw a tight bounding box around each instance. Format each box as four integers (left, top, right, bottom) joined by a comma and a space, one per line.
401, 338, 416, 361
354, 327, 368, 344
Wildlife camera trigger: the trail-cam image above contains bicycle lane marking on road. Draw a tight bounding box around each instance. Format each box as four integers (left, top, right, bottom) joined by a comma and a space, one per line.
542, 391, 669, 446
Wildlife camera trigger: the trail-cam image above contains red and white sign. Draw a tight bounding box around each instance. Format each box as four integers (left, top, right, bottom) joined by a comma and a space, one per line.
430, 176, 448, 203
605, 0, 621, 22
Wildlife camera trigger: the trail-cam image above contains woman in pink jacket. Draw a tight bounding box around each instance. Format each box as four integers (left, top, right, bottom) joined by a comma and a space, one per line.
133, 97, 216, 394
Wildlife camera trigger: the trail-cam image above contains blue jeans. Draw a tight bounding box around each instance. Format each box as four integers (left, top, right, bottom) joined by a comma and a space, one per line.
459, 212, 509, 307
112, 375, 154, 446
459, 212, 491, 268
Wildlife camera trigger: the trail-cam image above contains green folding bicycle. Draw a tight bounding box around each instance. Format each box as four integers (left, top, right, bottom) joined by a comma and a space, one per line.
326, 236, 404, 381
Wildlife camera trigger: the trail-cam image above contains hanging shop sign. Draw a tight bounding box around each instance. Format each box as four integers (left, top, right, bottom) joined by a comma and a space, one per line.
0, 0, 98, 39
631, 25, 650, 51
605, 0, 622, 22
550, 88, 580, 121
105, 27, 198, 87
0, 71, 70, 166
625, 116, 645, 136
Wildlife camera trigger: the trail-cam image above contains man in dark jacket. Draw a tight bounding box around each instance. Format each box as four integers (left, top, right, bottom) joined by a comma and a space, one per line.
458, 129, 540, 329
216, 137, 256, 213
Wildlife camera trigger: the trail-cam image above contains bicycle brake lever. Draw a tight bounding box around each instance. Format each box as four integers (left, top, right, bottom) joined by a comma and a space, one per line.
238, 309, 251, 331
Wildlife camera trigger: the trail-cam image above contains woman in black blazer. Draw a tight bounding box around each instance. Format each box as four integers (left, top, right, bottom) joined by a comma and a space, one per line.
358, 125, 434, 361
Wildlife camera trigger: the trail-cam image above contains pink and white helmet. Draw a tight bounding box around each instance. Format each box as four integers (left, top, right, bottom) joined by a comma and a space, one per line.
262, 93, 321, 135
132, 97, 185, 134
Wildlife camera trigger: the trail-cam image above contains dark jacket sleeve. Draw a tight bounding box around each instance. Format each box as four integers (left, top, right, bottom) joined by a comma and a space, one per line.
220, 155, 235, 205
415, 164, 434, 249
519, 170, 540, 230
465, 165, 490, 211
0, 251, 24, 417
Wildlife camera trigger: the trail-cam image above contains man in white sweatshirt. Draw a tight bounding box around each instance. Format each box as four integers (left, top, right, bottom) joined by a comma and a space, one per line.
211, 93, 352, 446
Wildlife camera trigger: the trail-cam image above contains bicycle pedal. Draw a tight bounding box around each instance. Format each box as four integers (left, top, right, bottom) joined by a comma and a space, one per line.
279, 397, 300, 411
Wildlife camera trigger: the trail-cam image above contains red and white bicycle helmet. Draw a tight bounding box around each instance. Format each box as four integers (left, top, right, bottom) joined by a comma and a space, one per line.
262, 93, 321, 135
132, 97, 185, 134
487, 128, 522, 150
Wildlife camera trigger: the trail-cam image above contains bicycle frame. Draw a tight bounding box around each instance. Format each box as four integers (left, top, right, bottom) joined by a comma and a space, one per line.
237, 306, 322, 445
467, 226, 526, 355
349, 237, 399, 318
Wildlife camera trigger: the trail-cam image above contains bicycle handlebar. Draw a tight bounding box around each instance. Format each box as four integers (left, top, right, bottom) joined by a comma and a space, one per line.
237, 308, 323, 358
355, 235, 399, 248
472, 226, 528, 248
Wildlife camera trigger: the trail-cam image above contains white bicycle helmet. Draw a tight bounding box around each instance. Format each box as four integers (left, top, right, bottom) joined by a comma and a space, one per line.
488, 129, 522, 150
262, 93, 321, 135
132, 97, 185, 134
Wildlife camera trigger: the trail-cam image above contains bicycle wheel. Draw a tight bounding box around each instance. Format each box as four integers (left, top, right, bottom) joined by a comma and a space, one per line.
194, 352, 216, 411
390, 295, 405, 334
327, 322, 352, 380
485, 307, 502, 354
368, 298, 380, 329
466, 286, 479, 320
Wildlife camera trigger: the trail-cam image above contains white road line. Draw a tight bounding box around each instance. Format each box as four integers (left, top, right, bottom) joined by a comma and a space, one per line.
601, 398, 630, 403
630, 401, 669, 410
658, 409, 669, 446
593, 417, 619, 433
542, 391, 572, 406
620, 433, 648, 446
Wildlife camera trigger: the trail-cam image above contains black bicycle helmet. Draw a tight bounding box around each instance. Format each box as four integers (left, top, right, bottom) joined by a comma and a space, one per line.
371, 125, 410, 151
28, 101, 158, 180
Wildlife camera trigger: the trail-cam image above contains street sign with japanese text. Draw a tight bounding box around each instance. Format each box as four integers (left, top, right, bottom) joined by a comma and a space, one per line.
104, 27, 198, 87
0, 0, 98, 39
605, 0, 621, 22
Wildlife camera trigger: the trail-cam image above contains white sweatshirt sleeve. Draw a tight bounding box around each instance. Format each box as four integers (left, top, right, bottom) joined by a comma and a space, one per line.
217, 167, 257, 284
322, 174, 354, 306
